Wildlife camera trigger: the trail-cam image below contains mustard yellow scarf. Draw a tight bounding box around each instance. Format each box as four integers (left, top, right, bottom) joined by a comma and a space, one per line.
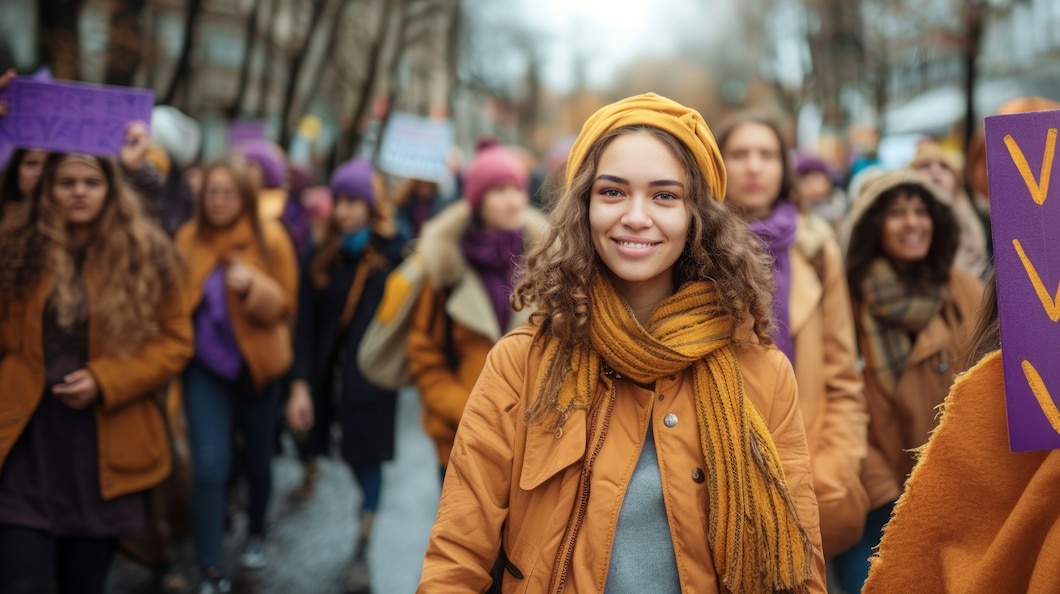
532, 276, 812, 593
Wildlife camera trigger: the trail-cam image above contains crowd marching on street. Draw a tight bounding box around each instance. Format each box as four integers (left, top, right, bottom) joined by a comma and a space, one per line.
1, 58, 1059, 594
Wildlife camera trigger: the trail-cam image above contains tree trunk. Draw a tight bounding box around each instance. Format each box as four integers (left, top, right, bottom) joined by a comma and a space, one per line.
962, 1, 983, 152
343, 0, 395, 160
445, 0, 462, 116
374, 0, 412, 161
38, 0, 86, 80
279, 0, 330, 148
162, 0, 202, 105
299, 0, 352, 119
254, 0, 281, 118
226, 0, 263, 119
104, 0, 149, 86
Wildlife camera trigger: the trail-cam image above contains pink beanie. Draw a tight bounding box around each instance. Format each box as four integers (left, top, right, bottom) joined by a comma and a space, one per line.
463, 147, 529, 210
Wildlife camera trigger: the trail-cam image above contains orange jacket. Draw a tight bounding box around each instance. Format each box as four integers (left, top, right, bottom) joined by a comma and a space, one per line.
175, 218, 299, 388
0, 272, 193, 500
406, 201, 543, 466
789, 218, 870, 557
856, 268, 984, 507
418, 325, 826, 593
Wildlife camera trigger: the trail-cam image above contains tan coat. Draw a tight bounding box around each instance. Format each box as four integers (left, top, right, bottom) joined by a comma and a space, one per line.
789, 216, 870, 558
0, 271, 193, 500
856, 268, 984, 507
407, 201, 543, 467
418, 325, 826, 593
175, 217, 299, 389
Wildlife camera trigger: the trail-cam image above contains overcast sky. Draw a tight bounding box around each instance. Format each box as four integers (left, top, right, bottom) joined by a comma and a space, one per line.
490, 0, 739, 93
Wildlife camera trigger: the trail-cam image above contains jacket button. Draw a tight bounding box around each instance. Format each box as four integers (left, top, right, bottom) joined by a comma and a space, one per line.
657, 393, 664, 401
663, 413, 678, 428
691, 468, 705, 483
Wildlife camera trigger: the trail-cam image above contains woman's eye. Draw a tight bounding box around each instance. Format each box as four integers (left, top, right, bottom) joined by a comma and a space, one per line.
655, 192, 678, 201
601, 188, 622, 197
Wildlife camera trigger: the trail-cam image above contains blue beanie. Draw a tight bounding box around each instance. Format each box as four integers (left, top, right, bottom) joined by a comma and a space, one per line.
330, 158, 376, 208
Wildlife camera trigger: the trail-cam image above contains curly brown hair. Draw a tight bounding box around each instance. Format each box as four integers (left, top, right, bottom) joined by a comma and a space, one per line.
845, 183, 959, 300
0, 153, 184, 357
512, 125, 776, 345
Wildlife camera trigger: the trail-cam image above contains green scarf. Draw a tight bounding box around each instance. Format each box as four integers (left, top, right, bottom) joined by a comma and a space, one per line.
858, 257, 944, 397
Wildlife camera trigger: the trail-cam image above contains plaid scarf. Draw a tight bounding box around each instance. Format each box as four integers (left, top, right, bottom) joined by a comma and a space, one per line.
531, 276, 812, 593
858, 258, 944, 397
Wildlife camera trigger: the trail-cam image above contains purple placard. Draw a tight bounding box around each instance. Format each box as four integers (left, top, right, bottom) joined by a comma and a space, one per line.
229, 120, 266, 149
0, 77, 153, 157
985, 109, 1060, 452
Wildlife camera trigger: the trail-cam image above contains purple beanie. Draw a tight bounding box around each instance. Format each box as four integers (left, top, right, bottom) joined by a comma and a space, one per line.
794, 153, 836, 180
330, 157, 377, 208
240, 140, 286, 189
463, 147, 528, 210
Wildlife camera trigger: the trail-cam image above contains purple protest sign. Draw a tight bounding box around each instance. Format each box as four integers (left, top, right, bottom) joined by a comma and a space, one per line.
985, 109, 1060, 452
229, 120, 267, 149
0, 78, 154, 157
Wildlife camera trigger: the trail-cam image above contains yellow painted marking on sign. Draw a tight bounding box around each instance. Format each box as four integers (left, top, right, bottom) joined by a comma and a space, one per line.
1004, 128, 1057, 205
1023, 360, 1060, 436
1013, 238, 1060, 322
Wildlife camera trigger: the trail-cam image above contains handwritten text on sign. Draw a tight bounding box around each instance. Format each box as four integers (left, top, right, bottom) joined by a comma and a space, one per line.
985, 110, 1060, 452
0, 78, 154, 157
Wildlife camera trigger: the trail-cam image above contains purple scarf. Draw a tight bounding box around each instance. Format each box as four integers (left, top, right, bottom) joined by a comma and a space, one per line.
460, 226, 524, 332
194, 266, 244, 380
749, 200, 798, 364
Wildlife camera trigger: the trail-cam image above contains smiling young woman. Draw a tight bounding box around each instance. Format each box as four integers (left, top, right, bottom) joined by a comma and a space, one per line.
836, 168, 984, 592
417, 94, 826, 594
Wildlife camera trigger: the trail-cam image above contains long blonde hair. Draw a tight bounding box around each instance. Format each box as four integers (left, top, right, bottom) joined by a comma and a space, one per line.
512, 125, 776, 345
0, 153, 184, 356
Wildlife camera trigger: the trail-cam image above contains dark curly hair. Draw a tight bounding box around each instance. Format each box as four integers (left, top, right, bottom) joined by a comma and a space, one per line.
846, 182, 959, 300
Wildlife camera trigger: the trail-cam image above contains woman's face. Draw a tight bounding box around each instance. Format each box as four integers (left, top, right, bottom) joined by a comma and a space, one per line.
797, 171, 833, 205
589, 131, 691, 299
915, 159, 959, 199
721, 122, 784, 220
479, 183, 528, 232
881, 192, 934, 264
53, 160, 108, 227
202, 168, 245, 228
332, 195, 371, 235
19, 150, 48, 199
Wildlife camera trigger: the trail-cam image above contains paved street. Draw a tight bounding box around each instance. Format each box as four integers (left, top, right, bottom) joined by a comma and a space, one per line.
105, 387, 441, 594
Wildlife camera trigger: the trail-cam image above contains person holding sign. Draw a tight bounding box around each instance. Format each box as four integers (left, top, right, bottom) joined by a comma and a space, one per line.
418, 93, 825, 593
0, 152, 193, 594
174, 158, 298, 593
833, 169, 983, 592
715, 113, 870, 563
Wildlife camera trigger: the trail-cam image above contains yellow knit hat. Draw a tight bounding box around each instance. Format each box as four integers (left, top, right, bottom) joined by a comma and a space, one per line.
565, 93, 727, 201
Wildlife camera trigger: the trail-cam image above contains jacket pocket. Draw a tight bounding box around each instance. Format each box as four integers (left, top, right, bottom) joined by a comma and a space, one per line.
100, 401, 168, 473
1, 303, 26, 354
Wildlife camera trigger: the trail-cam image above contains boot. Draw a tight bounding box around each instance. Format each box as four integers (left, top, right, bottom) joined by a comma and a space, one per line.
345, 513, 374, 594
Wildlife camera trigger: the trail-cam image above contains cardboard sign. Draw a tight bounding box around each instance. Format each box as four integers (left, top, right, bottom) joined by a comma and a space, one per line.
0, 78, 153, 157
377, 112, 454, 183
985, 109, 1060, 452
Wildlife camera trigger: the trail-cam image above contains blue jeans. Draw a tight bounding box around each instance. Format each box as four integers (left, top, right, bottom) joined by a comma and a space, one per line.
832, 500, 896, 594
183, 360, 279, 571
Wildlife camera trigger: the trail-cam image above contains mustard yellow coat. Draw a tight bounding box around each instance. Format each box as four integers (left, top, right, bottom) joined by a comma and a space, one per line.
418, 325, 826, 593
0, 271, 193, 500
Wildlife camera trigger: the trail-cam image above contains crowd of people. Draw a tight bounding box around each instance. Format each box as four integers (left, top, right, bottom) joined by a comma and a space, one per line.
0, 60, 1057, 594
